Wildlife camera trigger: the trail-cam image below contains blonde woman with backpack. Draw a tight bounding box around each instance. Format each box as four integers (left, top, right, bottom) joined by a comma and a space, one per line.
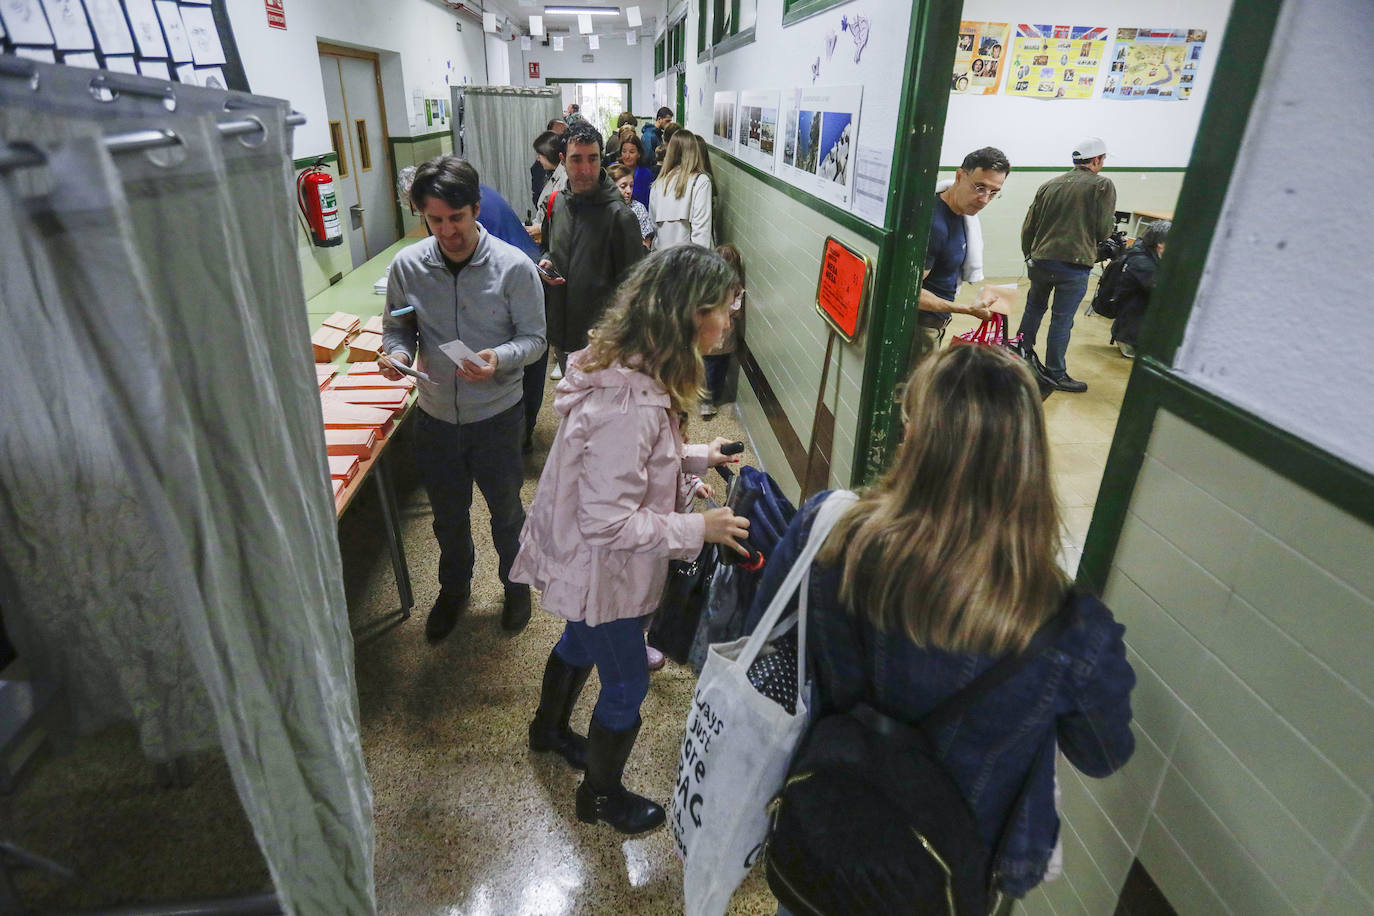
755, 345, 1136, 915
649, 130, 714, 249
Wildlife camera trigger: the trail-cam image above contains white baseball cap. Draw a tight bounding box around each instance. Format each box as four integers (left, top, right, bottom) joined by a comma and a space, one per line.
1072, 137, 1107, 160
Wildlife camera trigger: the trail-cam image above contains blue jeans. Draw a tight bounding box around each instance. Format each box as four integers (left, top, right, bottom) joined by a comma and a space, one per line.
553, 615, 650, 731
414, 404, 526, 591
1018, 259, 1092, 376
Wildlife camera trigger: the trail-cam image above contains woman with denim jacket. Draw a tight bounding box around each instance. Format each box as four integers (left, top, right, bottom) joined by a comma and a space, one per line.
753, 345, 1136, 913
513, 246, 751, 835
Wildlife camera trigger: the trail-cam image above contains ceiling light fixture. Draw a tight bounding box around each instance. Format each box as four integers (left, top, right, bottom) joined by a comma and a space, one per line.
544, 6, 620, 16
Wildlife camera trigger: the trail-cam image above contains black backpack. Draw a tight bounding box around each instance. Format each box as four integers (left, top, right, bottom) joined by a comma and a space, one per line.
764, 608, 1072, 916
1090, 253, 1129, 319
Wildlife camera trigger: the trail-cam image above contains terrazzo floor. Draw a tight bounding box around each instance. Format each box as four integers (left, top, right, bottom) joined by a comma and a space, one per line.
0, 275, 1133, 913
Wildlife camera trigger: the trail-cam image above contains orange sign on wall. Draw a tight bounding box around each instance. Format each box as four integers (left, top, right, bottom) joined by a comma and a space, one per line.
815, 236, 872, 342
529, 62, 541, 79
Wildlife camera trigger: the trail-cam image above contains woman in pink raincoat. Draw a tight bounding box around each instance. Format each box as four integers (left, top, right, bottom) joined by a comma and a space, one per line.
513, 245, 749, 835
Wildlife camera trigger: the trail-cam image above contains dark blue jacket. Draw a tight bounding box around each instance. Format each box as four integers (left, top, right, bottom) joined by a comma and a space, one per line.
630, 166, 654, 209
478, 184, 540, 262
748, 492, 1136, 898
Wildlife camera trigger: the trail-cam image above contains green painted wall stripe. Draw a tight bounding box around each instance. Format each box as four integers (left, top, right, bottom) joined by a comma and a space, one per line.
1077, 358, 1374, 592
293, 152, 338, 170
713, 146, 888, 246
1079, 0, 1293, 592
391, 130, 450, 145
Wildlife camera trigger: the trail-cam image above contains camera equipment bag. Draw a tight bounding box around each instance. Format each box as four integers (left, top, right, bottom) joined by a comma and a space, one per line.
764, 604, 1072, 915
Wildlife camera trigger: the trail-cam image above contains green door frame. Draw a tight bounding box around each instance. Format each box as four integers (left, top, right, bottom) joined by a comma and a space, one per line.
851, 0, 965, 483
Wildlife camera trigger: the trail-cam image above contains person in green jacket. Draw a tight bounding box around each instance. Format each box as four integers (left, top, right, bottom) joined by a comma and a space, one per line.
1014, 137, 1117, 393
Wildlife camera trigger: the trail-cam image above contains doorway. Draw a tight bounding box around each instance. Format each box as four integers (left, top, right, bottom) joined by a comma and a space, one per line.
318, 43, 397, 269
546, 78, 633, 137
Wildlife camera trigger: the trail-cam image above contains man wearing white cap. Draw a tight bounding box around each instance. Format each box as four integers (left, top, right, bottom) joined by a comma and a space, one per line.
1014, 137, 1116, 392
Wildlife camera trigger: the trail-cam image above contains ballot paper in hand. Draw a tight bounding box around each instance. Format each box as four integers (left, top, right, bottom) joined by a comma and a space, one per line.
439, 338, 485, 369
386, 358, 437, 386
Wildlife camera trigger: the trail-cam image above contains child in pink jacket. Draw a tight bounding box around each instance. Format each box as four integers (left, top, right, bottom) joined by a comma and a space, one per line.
513, 245, 749, 835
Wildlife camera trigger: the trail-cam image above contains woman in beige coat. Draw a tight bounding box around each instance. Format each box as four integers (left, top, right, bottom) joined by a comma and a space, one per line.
513, 246, 749, 835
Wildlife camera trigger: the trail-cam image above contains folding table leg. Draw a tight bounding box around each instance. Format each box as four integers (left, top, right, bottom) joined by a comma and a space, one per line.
371, 454, 413, 617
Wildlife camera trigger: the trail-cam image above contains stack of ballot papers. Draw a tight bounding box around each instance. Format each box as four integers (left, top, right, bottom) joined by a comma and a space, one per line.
328, 454, 360, 486
325, 427, 378, 459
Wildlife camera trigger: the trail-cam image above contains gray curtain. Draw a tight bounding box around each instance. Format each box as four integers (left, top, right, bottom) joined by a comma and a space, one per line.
456, 85, 561, 217
0, 62, 374, 914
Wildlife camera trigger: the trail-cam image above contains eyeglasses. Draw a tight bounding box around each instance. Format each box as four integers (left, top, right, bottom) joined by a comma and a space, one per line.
970, 182, 1001, 199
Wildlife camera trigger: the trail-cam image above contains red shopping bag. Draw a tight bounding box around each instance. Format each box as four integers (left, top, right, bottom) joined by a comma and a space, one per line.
949, 313, 1008, 348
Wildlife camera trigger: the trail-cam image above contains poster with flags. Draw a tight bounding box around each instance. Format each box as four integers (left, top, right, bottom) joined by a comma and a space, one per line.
1102, 28, 1208, 101
1005, 24, 1108, 100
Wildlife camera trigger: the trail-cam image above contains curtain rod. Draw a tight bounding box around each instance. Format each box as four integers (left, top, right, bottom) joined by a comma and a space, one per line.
0, 58, 306, 172
0, 113, 308, 172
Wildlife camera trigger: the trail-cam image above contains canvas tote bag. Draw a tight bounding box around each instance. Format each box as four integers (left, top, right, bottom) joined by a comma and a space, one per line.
673, 490, 857, 916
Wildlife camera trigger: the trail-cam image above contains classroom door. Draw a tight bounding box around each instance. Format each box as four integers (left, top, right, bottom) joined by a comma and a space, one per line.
319, 49, 396, 268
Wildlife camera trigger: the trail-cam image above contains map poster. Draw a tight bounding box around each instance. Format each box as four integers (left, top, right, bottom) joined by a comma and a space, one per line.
712, 91, 738, 150
952, 21, 1010, 95
736, 89, 781, 172
1102, 28, 1208, 101
1006, 24, 1108, 100
779, 84, 864, 208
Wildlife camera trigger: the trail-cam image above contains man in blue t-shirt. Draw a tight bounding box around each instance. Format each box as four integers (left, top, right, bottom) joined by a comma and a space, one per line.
915, 147, 1011, 355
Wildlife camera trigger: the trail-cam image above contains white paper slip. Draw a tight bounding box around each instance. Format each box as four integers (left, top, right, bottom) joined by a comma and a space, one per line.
438, 339, 484, 368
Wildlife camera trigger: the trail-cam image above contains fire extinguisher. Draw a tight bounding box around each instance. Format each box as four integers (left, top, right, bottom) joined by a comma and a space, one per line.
297, 157, 343, 247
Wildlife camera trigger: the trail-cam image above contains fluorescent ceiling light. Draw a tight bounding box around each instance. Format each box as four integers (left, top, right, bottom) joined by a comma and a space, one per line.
545, 6, 620, 15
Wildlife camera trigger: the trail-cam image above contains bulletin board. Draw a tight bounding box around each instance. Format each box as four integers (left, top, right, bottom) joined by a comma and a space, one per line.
0, 0, 249, 91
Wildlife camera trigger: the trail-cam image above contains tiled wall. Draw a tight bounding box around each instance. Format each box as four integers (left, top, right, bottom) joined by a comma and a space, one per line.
1019, 410, 1374, 916
713, 156, 879, 499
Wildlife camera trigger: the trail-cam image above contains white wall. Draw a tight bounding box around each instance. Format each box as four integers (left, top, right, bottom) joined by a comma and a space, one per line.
942, 0, 1232, 168
687, 0, 913, 197
507, 33, 657, 114
225, 0, 488, 156
1175, 0, 1374, 475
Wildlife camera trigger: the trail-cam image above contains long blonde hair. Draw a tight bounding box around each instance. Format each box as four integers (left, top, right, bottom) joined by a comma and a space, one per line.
654, 129, 708, 198
579, 246, 738, 413
818, 345, 1066, 654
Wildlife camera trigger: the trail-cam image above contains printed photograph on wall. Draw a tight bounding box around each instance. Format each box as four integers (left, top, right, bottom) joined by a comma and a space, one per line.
1004, 24, 1108, 100
778, 84, 863, 208
951, 20, 1009, 95
1101, 27, 1207, 101
712, 91, 737, 149
734, 89, 780, 172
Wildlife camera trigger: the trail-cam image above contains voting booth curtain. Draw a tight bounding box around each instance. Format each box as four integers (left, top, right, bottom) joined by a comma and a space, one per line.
0, 61, 375, 914
456, 84, 562, 217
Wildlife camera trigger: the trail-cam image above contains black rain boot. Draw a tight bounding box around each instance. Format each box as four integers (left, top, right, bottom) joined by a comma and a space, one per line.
574, 717, 665, 834
528, 651, 592, 769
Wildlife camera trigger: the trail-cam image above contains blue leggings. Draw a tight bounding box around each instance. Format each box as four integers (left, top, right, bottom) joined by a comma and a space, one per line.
553, 615, 650, 732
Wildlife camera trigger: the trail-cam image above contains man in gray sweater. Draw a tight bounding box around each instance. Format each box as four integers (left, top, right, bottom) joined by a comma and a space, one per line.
381, 156, 546, 638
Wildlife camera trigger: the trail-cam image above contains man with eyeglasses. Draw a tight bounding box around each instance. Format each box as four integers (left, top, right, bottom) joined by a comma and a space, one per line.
914, 146, 1010, 355
1013, 137, 1117, 393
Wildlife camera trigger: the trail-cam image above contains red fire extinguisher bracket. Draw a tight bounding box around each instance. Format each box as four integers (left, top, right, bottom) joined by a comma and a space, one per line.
297, 162, 344, 248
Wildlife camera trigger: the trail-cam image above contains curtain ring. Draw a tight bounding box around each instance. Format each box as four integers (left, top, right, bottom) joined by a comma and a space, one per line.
236, 115, 269, 149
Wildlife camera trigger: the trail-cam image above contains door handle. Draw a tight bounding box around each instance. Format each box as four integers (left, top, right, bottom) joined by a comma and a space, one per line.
349, 204, 365, 230
350, 204, 366, 215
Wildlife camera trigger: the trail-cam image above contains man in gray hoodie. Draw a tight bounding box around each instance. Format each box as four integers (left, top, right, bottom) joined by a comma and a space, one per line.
381, 156, 546, 638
